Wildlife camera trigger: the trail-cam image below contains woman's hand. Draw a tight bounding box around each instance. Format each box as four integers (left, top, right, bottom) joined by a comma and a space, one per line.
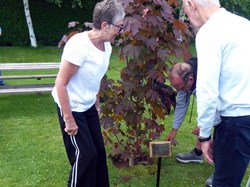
64, 118, 78, 136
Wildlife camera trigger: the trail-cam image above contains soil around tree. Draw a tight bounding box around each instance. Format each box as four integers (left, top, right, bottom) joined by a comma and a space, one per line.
109, 154, 154, 168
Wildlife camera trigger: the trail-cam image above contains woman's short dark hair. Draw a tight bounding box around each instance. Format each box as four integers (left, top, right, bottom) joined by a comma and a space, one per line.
92, 0, 125, 29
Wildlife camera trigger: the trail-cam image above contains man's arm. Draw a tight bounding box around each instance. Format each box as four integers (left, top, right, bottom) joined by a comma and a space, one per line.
195, 28, 221, 164
172, 91, 191, 129
196, 30, 221, 138
166, 90, 191, 141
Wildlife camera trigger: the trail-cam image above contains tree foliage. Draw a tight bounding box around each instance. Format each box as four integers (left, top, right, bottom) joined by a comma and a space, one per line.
220, 0, 250, 19
100, 0, 192, 166
47, 0, 78, 7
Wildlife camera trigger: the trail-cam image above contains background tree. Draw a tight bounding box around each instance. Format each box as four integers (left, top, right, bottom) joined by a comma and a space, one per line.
22, 0, 91, 47
23, 0, 37, 47
2, 0, 249, 46
48, 0, 82, 7
220, 0, 250, 20
100, 0, 192, 167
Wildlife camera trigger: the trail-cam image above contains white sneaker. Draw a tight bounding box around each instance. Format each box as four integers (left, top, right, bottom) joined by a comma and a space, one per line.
205, 174, 213, 187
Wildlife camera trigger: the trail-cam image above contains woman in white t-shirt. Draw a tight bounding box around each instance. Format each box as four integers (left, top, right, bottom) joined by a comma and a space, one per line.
52, 0, 125, 186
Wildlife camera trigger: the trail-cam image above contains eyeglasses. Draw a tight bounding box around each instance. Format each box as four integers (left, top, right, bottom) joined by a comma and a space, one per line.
109, 23, 124, 32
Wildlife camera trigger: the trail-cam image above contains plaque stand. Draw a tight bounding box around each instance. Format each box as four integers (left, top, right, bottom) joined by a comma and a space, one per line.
149, 141, 171, 187
156, 157, 162, 187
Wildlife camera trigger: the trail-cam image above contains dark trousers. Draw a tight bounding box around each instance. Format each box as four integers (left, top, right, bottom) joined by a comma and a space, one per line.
213, 115, 250, 187
56, 105, 109, 187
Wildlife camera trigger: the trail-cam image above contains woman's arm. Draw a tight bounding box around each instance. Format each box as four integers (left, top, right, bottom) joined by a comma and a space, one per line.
55, 60, 79, 135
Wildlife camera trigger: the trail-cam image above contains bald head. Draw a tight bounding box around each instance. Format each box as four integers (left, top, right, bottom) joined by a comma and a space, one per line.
169, 62, 194, 91
182, 0, 221, 28
183, 0, 220, 7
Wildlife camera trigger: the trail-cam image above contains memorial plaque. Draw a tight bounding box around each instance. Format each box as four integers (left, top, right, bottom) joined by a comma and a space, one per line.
150, 141, 171, 157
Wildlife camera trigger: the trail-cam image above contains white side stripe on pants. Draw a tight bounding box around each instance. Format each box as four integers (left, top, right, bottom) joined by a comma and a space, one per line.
70, 135, 80, 187
59, 108, 80, 187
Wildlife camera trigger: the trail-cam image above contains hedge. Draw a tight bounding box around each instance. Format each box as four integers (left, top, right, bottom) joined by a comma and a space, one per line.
0, 0, 95, 46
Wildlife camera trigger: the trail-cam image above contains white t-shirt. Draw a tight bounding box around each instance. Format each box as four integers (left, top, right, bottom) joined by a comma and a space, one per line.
52, 31, 112, 112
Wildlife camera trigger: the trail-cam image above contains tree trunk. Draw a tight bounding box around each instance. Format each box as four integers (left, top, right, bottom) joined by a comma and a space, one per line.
23, 0, 37, 47
129, 157, 134, 167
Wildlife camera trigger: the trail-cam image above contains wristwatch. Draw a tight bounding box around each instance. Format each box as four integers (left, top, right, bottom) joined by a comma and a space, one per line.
198, 135, 211, 142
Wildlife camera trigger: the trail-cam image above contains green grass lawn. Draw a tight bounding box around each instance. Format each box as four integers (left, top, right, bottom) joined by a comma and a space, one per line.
0, 46, 249, 187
